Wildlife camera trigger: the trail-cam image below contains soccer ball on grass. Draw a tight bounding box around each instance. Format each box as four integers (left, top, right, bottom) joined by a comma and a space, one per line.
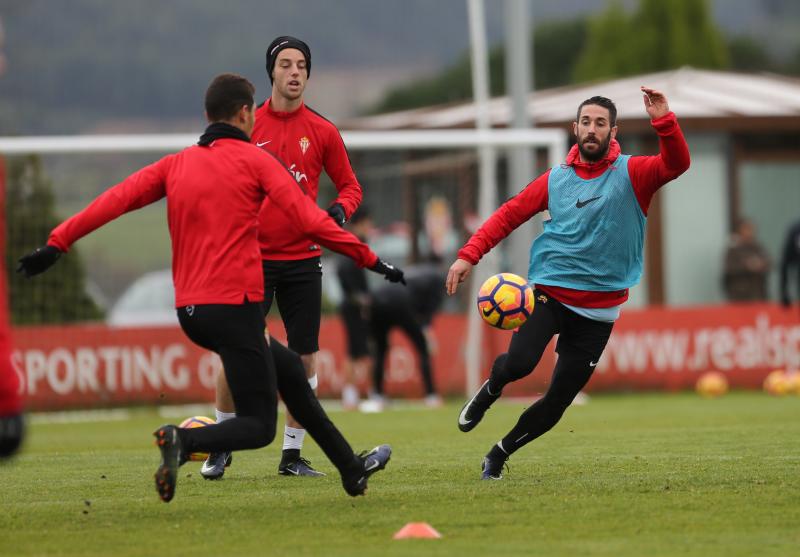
178, 415, 215, 461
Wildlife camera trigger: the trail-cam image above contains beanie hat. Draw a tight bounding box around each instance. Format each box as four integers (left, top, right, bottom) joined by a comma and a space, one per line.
266, 36, 311, 84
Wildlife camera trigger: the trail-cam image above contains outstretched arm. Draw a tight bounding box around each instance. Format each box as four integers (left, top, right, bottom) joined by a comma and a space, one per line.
447, 173, 548, 295
258, 156, 404, 284
457, 172, 549, 265
18, 159, 169, 277
627, 87, 691, 215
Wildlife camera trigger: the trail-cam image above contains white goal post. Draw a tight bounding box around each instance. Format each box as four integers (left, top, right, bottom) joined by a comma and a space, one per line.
0, 128, 567, 397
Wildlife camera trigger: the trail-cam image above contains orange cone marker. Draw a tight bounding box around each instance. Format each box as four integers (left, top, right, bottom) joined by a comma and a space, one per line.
393, 522, 442, 539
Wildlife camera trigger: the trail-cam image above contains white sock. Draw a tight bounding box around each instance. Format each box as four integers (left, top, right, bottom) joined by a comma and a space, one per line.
215, 409, 236, 423
283, 426, 305, 451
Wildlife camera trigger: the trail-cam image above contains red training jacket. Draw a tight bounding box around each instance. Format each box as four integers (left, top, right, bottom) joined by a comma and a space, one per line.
48, 137, 378, 307
252, 100, 363, 261
0, 158, 22, 416
458, 112, 690, 308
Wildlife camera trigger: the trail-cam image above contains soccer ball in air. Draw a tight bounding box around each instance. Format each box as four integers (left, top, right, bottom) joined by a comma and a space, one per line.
695, 371, 728, 398
179, 415, 215, 461
476, 273, 534, 330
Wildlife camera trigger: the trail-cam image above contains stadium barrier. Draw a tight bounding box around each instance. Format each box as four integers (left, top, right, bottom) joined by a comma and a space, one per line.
9, 303, 800, 411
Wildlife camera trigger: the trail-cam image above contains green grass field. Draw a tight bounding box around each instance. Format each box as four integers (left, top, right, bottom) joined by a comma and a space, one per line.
2, 393, 799, 557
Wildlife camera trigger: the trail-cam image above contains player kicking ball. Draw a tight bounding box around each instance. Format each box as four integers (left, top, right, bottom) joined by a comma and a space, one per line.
446, 88, 690, 479
17, 73, 404, 501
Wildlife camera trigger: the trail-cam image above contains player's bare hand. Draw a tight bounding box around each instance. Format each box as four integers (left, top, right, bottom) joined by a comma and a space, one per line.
446, 258, 473, 296
641, 86, 669, 120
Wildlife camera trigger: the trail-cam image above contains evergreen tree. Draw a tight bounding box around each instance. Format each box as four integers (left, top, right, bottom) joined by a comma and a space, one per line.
574, 0, 728, 82
5, 155, 104, 324
370, 17, 588, 114
573, 1, 637, 81
727, 36, 773, 72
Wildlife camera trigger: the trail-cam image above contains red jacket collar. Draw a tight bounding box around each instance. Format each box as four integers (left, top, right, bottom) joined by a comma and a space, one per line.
565, 139, 621, 171
265, 98, 304, 119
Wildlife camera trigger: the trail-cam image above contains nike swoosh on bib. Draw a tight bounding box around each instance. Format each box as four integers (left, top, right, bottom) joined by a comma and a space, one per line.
256, 141, 271, 147
576, 196, 602, 208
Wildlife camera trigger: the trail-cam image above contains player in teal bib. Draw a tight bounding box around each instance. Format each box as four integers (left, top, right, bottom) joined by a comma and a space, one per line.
530, 153, 645, 291
447, 87, 690, 480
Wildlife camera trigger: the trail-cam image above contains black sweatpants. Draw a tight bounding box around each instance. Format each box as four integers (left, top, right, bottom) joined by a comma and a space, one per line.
176, 303, 360, 478
487, 291, 614, 455
369, 303, 434, 396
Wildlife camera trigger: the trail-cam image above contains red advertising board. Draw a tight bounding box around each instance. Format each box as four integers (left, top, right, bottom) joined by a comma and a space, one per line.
8, 304, 800, 411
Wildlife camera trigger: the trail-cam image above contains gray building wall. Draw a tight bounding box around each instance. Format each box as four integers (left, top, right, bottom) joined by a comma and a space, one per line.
662, 133, 730, 306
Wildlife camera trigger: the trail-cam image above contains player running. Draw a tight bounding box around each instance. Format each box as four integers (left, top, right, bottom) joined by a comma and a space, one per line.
17, 73, 403, 501
207, 36, 366, 479
446, 87, 690, 480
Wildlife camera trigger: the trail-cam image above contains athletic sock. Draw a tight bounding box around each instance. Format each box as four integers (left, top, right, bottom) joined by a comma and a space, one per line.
215, 409, 236, 423
487, 441, 510, 462
282, 426, 305, 452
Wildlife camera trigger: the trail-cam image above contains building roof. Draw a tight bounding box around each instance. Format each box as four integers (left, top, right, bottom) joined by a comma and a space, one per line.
348, 67, 800, 133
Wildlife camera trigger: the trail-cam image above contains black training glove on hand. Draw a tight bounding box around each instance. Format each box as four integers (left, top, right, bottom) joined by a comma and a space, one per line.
326, 203, 347, 227
370, 259, 406, 285
0, 414, 24, 458
17, 245, 62, 278
781, 292, 791, 308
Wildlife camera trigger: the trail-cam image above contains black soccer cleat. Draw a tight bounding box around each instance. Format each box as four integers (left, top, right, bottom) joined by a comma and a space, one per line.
342, 444, 392, 496
458, 379, 501, 432
153, 425, 185, 502
201, 451, 233, 480
481, 454, 507, 481
278, 456, 326, 477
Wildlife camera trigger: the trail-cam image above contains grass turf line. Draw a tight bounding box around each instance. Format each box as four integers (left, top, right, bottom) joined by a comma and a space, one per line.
1, 392, 798, 557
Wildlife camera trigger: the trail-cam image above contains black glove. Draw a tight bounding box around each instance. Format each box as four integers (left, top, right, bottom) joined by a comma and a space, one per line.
781, 292, 791, 308
0, 414, 24, 458
326, 203, 347, 227
370, 258, 406, 285
16, 245, 61, 278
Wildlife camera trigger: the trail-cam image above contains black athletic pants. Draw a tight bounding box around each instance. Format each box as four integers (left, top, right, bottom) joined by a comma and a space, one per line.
369, 303, 435, 396
176, 303, 360, 478
487, 291, 614, 455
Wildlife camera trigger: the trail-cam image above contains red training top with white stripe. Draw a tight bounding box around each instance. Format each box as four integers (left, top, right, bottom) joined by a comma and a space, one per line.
252, 100, 362, 260
457, 112, 690, 308
47, 137, 377, 307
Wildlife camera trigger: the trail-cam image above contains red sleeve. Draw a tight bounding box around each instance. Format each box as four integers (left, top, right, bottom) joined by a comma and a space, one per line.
324, 127, 362, 218
627, 112, 690, 215
48, 158, 169, 252
256, 156, 377, 268
457, 170, 550, 265
0, 161, 22, 416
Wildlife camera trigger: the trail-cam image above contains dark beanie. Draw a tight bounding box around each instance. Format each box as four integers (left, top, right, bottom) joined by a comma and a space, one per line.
266, 36, 311, 84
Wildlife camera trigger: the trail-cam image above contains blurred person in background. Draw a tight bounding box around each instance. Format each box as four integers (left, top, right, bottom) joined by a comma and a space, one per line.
210, 36, 367, 479
335, 209, 374, 410
722, 218, 770, 302
779, 218, 800, 314
0, 157, 24, 459
365, 257, 445, 411
447, 88, 690, 480
16, 73, 402, 501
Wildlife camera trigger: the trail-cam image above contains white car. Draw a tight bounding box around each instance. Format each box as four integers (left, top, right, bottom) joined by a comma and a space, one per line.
107, 269, 178, 327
